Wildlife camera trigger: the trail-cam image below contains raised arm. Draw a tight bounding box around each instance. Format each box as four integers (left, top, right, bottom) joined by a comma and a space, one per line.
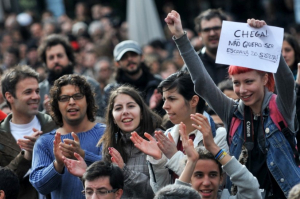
165, 10, 234, 125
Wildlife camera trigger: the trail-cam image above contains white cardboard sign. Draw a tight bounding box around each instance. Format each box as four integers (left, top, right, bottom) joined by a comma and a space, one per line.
216, 21, 284, 73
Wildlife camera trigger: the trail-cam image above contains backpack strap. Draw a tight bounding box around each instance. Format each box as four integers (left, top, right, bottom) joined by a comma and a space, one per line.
228, 103, 240, 145
268, 94, 287, 131
269, 94, 299, 165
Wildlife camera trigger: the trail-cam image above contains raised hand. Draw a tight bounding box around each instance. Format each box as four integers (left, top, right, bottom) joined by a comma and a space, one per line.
63, 152, 87, 177
155, 131, 177, 159
149, 89, 162, 110
164, 10, 184, 38
190, 113, 219, 155
53, 132, 64, 173
109, 147, 124, 169
130, 131, 162, 160
43, 94, 51, 114
247, 18, 267, 28
17, 128, 42, 160
60, 132, 85, 160
178, 122, 199, 162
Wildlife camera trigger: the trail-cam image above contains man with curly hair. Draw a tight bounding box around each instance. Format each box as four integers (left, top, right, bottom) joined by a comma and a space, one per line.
30, 74, 105, 199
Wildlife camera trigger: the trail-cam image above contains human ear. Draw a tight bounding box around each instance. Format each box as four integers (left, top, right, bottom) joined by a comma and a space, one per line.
190, 95, 199, 108
0, 190, 5, 199
115, 189, 123, 199
5, 92, 14, 104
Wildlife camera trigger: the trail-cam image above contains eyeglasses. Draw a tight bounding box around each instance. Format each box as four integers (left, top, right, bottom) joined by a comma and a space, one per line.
201, 26, 222, 33
58, 93, 84, 102
82, 188, 118, 197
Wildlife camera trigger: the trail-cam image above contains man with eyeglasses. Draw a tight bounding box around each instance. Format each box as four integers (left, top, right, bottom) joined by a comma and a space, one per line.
82, 160, 123, 199
191, 8, 229, 85
30, 74, 105, 199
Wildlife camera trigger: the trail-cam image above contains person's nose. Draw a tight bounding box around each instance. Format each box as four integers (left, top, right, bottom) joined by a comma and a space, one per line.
202, 176, 211, 186
240, 84, 247, 93
162, 100, 169, 110
68, 97, 76, 105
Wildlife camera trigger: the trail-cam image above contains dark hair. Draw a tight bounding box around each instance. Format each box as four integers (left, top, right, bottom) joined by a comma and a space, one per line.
82, 160, 124, 190
1, 65, 39, 109
49, 74, 97, 126
98, 85, 162, 163
154, 184, 201, 199
6, 46, 20, 60
158, 71, 205, 114
0, 167, 20, 199
283, 33, 300, 71
194, 8, 227, 33
38, 34, 75, 65
196, 146, 222, 176
218, 79, 233, 92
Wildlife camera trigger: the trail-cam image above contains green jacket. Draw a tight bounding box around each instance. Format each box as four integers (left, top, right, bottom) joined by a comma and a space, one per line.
0, 112, 56, 199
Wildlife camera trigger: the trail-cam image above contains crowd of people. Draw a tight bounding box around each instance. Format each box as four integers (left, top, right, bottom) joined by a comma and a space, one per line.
1, 2, 300, 199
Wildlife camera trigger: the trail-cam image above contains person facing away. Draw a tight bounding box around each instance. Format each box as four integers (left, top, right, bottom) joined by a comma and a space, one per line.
182, 8, 229, 85
30, 74, 105, 199
63, 85, 163, 199
130, 71, 228, 192
0, 167, 20, 199
0, 65, 56, 199
165, 10, 299, 198
176, 114, 261, 199
81, 160, 124, 199
103, 40, 163, 115
37, 34, 104, 117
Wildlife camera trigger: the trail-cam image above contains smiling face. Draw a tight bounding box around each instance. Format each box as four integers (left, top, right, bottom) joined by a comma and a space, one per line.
191, 159, 222, 199
232, 70, 267, 113
6, 77, 40, 121
117, 51, 142, 76
112, 94, 141, 134
199, 17, 222, 55
162, 88, 193, 125
58, 84, 88, 126
282, 40, 295, 68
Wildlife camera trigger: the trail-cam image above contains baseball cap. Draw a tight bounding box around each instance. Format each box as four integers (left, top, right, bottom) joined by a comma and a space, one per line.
113, 40, 142, 61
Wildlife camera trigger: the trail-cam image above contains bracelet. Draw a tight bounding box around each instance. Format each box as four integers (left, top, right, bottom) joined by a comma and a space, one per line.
214, 149, 223, 160
217, 151, 228, 162
214, 149, 223, 159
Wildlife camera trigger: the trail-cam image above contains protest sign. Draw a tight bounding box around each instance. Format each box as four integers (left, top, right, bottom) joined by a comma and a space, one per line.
215, 21, 284, 73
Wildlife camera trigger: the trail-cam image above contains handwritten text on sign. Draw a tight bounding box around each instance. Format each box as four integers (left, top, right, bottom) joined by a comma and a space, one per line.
216, 21, 284, 73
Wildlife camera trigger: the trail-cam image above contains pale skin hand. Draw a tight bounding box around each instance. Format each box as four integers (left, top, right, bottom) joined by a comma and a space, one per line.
190, 113, 219, 155
17, 128, 42, 160
191, 113, 231, 166
60, 132, 85, 160
109, 147, 124, 169
155, 131, 177, 159
247, 18, 267, 28
164, 10, 185, 39
130, 131, 162, 160
53, 132, 64, 173
149, 89, 162, 110
178, 122, 199, 183
63, 152, 87, 177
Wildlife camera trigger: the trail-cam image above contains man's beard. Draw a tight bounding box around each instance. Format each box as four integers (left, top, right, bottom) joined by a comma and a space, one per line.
123, 61, 141, 76
48, 63, 74, 85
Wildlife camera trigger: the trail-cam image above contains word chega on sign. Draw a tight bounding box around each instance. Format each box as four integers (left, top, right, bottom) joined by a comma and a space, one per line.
216, 21, 284, 73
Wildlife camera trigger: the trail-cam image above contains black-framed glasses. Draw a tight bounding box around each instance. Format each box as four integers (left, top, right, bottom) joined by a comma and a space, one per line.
81, 188, 118, 197
201, 26, 222, 33
58, 93, 84, 102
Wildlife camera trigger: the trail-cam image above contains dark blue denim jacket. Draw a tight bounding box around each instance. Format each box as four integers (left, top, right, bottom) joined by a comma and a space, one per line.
229, 107, 300, 198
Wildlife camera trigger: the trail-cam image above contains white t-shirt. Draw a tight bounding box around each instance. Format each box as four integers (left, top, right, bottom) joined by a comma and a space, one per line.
10, 116, 45, 199
10, 116, 41, 141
